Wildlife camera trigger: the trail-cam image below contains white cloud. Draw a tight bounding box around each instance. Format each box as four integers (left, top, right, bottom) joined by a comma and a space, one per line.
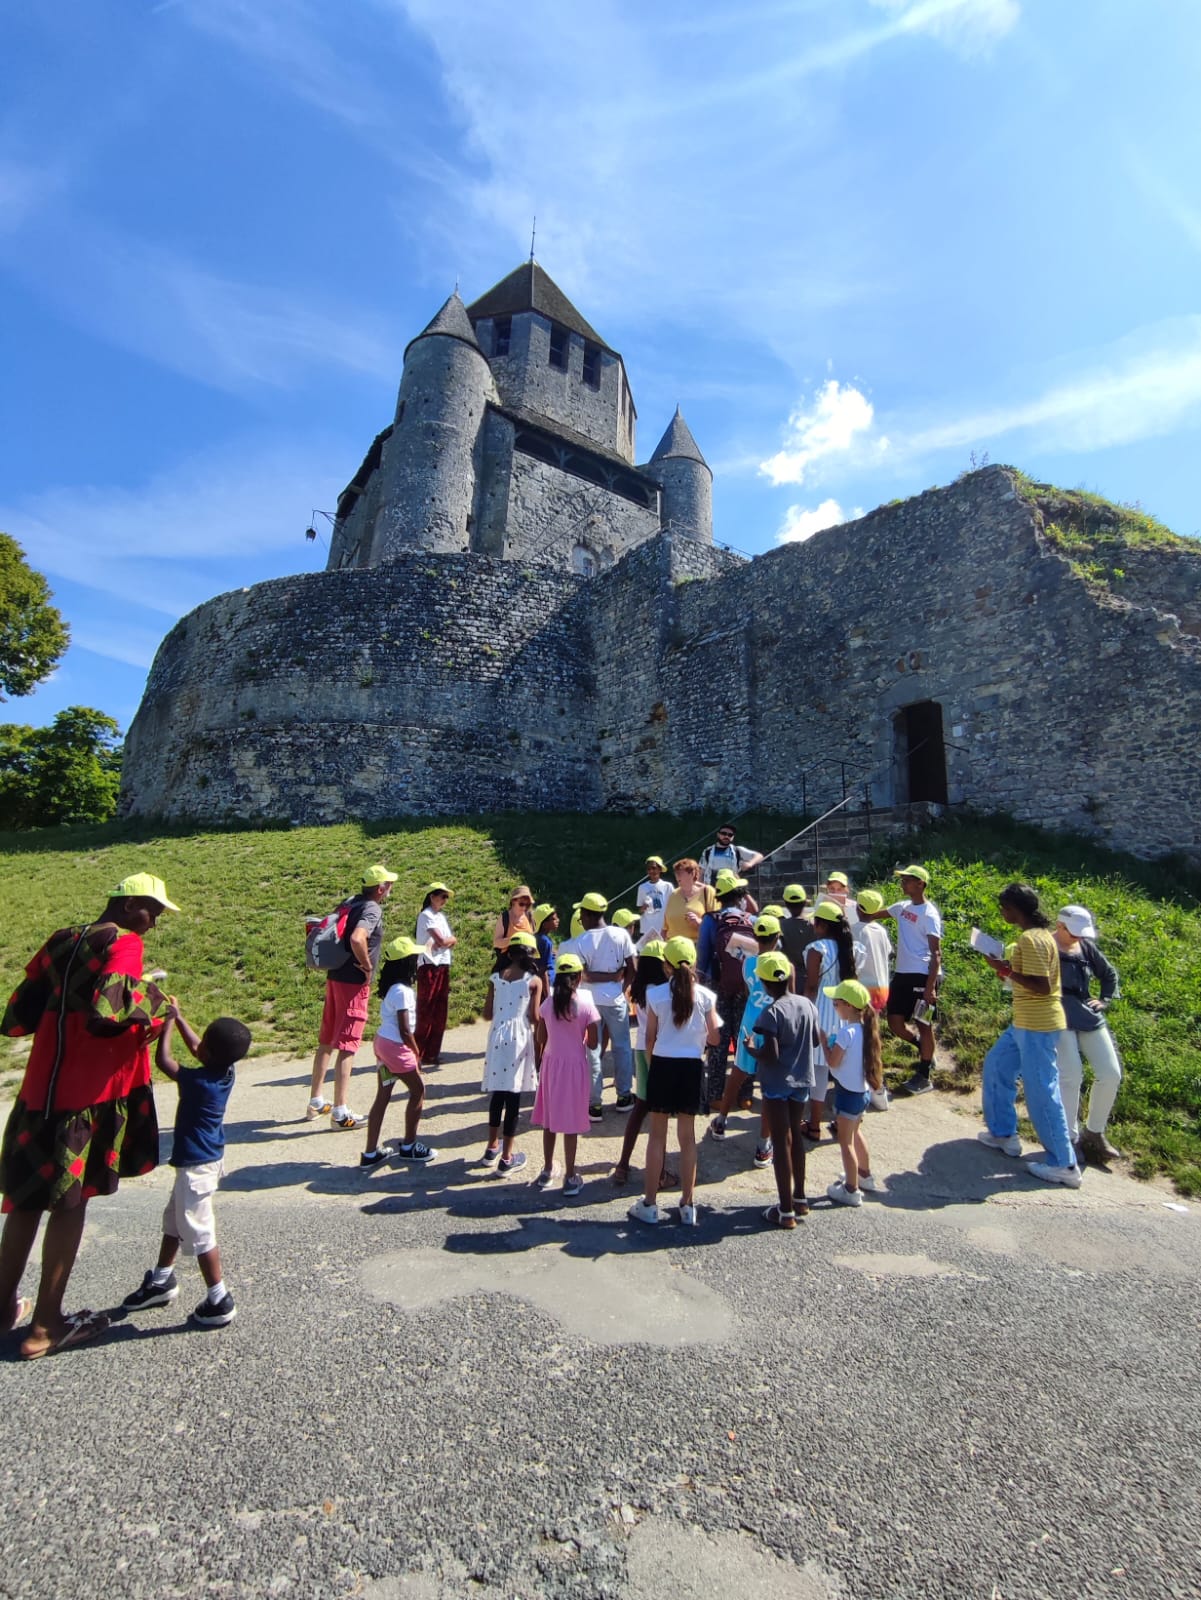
777, 499, 852, 542
867, 0, 1020, 55
759, 380, 878, 486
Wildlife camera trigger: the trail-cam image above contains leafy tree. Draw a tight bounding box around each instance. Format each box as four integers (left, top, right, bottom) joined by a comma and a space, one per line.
0, 707, 122, 829
0, 534, 70, 700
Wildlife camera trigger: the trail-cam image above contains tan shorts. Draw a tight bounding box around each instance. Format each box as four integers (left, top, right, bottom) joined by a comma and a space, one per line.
162, 1160, 223, 1256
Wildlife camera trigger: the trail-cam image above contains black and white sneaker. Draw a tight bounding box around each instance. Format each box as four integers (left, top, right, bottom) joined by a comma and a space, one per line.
122, 1270, 180, 1310
191, 1291, 237, 1328
614, 1094, 636, 1113
898, 1072, 933, 1096
395, 1140, 436, 1163
588, 1104, 604, 1123
360, 1148, 391, 1168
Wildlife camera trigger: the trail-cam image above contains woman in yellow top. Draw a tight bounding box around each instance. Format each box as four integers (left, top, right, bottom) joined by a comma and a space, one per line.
977, 882, 1081, 1188
663, 859, 717, 942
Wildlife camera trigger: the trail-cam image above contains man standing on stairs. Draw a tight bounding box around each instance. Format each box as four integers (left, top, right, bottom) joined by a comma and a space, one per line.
885, 865, 942, 1096
699, 823, 764, 887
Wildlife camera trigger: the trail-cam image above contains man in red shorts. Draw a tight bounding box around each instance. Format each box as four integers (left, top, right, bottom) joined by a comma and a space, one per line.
306, 864, 397, 1129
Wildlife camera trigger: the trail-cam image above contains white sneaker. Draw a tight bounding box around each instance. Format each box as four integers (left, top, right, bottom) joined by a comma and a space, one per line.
869, 1088, 890, 1112
856, 1171, 883, 1193
827, 1178, 863, 1207
678, 1203, 697, 1226
1026, 1161, 1083, 1189
977, 1130, 1022, 1157
628, 1199, 662, 1225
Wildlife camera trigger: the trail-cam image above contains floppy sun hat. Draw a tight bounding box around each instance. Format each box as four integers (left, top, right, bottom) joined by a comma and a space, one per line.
113, 872, 180, 911
532, 902, 555, 928
645, 855, 666, 870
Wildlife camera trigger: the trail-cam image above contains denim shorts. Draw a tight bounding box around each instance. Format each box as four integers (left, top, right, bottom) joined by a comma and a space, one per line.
759, 1081, 811, 1105
834, 1086, 872, 1120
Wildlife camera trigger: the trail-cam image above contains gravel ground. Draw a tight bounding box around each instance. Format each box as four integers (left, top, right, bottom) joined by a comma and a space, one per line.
2, 1029, 1198, 1600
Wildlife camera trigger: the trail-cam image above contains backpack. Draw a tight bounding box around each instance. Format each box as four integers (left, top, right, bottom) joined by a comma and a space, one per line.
714, 910, 754, 996
305, 901, 352, 971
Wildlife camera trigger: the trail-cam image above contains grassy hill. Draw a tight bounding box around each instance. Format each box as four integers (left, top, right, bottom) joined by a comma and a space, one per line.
1, 810, 1198, 1194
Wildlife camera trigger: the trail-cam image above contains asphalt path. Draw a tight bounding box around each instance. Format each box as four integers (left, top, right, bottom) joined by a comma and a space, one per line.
2, 1024, 1198, 1600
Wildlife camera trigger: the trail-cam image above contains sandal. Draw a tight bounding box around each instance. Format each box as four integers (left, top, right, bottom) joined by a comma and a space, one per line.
763, 1204, 797, 1230
611, 1164, 630, 1185
21, 1308, 110, 1361
3, 1295, 32, 1333
660, 1168, 681, 1189
793, 1196, 811, 1218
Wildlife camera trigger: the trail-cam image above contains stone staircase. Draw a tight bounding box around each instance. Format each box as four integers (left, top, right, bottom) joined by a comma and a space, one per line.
752, 802, 946, 898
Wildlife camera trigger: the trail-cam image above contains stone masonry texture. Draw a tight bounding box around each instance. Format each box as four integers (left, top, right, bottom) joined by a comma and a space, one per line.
122, 468, 1201, 861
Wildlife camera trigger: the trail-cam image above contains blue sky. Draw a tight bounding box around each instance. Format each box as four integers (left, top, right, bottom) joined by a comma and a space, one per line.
2, 0, 1198, 734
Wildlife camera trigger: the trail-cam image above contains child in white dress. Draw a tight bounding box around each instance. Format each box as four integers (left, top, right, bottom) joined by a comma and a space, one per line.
481, 931, 540, 1175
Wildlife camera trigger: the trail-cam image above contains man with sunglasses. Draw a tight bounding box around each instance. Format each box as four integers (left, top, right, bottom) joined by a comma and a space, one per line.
699, 823, 764, 888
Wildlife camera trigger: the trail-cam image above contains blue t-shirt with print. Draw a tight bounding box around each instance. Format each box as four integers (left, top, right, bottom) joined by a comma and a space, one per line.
171, 1061, 236, 1167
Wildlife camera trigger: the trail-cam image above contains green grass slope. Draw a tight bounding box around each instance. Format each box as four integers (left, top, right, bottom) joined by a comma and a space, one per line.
2, 811, 1198, 1193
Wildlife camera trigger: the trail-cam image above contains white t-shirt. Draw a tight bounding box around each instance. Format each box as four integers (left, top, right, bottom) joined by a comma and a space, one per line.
830, 1020, 866, 1091
645, 980, 720, 1058
574, 925, 637, 1004
636, 877, 672, 938
888, 899, 942, 974
853, 921, 893, 989
377, 982, 417, 1043
416, 908, 453, 967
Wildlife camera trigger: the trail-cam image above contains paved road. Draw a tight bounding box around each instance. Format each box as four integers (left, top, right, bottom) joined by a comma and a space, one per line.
2, 1026, 1198, 1599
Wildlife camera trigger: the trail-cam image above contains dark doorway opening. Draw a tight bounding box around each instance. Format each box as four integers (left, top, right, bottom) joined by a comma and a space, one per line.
894, 700, 948, 805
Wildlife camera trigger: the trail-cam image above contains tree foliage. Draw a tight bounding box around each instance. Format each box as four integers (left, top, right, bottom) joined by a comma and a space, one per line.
0, 534, 70, 700
0, 707, 122, 829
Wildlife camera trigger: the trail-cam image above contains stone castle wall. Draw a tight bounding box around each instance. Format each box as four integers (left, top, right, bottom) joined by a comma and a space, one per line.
122, 469, 1201, 859
122, 556, 595, 822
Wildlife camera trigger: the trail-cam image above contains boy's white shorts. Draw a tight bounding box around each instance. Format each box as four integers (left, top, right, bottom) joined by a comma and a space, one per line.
162, 1160, 223, 1256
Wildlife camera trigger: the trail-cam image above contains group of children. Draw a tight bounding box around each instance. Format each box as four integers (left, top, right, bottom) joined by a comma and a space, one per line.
122, 857, 927, 1336
348, 859, 927, 1229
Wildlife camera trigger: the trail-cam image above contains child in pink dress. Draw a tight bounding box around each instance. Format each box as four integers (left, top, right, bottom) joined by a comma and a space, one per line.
532, 955, 600, 1197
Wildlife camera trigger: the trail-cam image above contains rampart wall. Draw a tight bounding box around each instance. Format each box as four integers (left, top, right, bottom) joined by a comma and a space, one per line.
122, 469, 1201, 858
122, 556, 594, 822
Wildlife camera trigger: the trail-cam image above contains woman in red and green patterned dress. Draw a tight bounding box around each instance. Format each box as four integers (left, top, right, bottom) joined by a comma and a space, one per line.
0, 872, 177, 1359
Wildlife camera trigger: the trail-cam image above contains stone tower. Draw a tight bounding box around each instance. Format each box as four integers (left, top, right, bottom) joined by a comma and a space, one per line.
645, 407, 713, 544
328, 292, 499, 568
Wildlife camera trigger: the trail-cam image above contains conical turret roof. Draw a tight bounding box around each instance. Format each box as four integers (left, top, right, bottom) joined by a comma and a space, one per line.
650, 407, 709, 467
467, 262, 614, 353
405, 290, 482, 356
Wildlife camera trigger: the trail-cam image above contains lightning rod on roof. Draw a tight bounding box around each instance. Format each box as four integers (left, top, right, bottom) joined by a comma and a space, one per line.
530, 216, 536, 262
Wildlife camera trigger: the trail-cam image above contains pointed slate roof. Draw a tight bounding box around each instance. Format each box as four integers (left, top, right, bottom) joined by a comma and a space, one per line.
650, 407, 709, 468
405, 290, 483, 357
467, 262, 614, 353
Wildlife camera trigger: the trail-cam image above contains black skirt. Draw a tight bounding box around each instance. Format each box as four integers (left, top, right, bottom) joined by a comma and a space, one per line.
645, 1054, 706, 1116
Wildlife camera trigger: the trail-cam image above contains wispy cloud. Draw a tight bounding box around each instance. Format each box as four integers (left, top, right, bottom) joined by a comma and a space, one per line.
867, 0, 1019, 57
0, 215, 399, 392
0, 437, 349, 619
1123, 149, 1201, 256
760, 380, 880, 485
894, 318, 1201, 459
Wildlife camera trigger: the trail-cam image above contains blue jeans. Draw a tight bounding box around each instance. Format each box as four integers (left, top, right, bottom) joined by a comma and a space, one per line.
982, 1024, 1074, 1169
589, 996, 634, 1103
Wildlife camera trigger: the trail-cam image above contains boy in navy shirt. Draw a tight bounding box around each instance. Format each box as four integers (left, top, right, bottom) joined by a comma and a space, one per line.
122, 1003, 251, 1327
